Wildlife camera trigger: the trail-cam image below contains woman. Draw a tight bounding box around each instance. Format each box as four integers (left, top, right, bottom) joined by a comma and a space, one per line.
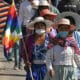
40, 8, 57, 38
22, 17, 54, 80
46, 18, 80, 80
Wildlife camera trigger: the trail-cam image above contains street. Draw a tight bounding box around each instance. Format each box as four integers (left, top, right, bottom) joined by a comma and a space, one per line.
0, 46, 80, 80
0, 46, 26, 80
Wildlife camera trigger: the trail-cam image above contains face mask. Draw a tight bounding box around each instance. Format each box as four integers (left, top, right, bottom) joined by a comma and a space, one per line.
58, 31, 69, 38
35, 29, 45, 35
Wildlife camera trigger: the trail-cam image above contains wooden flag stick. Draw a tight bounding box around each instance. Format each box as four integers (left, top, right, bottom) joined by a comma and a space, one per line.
22, 38, 34, 80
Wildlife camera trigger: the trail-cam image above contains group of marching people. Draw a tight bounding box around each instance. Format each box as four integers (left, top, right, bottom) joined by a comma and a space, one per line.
1, 0, 80, 80
18, 0, 80, 80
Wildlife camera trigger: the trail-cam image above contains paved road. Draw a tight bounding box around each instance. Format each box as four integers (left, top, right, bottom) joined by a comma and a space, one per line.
0, 46, 80, 80
0, 46, 26, 80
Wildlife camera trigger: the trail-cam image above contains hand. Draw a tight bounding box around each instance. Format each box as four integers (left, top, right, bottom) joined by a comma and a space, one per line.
25, 61, 31, 67
49, 69, 55, 77
24, 61, 31, 71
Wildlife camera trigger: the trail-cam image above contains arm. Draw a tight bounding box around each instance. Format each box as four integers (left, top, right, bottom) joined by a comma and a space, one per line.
74, 54, 80, 67
18, 3, 24, 27
46, 47, 55, 77
21, 38, 32, 71
46, 47, 53, 71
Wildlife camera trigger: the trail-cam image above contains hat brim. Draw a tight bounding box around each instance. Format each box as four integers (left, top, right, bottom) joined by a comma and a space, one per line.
40, 9, 57, 19
27, 20, 53, 30
43, 13, 57, 19
58, 23, 70, 26
55, 11, 80, 30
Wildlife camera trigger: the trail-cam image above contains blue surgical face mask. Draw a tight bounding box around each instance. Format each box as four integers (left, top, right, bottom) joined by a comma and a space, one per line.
58, 31, 69, 38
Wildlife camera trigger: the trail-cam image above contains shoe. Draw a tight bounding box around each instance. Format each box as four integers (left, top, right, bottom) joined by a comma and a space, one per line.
19, 66, 24, 70
7, 58, 13, 61
11, 57, 14, 61
14, 66, 19, 70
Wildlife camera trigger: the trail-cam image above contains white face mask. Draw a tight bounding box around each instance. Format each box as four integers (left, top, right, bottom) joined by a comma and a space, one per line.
35, 29, 45, 35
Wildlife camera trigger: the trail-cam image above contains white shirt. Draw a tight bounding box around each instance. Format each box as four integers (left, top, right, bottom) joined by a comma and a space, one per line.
18, 0, 36, 27
46, 45, 80, 71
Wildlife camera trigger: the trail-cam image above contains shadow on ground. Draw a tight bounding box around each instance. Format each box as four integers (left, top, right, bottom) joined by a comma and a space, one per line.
0, 73, 25, 77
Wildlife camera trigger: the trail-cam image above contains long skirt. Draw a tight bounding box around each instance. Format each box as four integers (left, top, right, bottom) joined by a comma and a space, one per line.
26, 64, 47, 80
44, 65, 78, 80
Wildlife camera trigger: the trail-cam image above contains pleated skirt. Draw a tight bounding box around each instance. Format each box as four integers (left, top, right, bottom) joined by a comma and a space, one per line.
26, 64, 47, 80
44, 65, 78, 80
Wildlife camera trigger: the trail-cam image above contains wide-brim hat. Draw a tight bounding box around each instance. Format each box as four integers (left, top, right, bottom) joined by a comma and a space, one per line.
40, 9, 57, 19
55, 11, 80, 30
27, 17, 53, 30
39, 0, 50, 6
33, 0, 39, 6
58, 18, 70, 26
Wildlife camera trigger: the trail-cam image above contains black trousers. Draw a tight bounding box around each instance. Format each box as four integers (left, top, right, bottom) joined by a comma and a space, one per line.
21, 25, 27, 38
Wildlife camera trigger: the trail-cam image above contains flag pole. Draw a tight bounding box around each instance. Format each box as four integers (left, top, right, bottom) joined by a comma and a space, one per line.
11, 0, 34, 79
22, 38, 34, 80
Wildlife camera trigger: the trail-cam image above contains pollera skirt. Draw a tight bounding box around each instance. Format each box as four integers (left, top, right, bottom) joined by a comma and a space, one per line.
26, 64, 47, 80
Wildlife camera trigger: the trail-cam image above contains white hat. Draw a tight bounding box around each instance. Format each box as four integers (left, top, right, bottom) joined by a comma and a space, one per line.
39, 0, 50, 6
33, 0, 39, 6
58, 18, 70, 25
27, 17, 53, 30
55, 11, 80, 30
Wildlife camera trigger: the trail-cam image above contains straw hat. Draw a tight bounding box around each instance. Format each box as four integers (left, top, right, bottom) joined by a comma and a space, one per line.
27, 17, 53, 30
40, 9, 57, 19
39, 0, 50, 6
55, 11, 80, 30
58, 18, 70, 25
33, 0, 39, 6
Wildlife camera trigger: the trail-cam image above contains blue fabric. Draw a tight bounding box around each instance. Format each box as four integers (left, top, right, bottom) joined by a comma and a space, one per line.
58, 31, 69, 38
4, 46, 13, 61
4, 46, 8, 59
32, 34, 49, 60
74, 31, 80, 48
13, 41, 22, 67
26, 34, 49, 80
26, 64, 47, 80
